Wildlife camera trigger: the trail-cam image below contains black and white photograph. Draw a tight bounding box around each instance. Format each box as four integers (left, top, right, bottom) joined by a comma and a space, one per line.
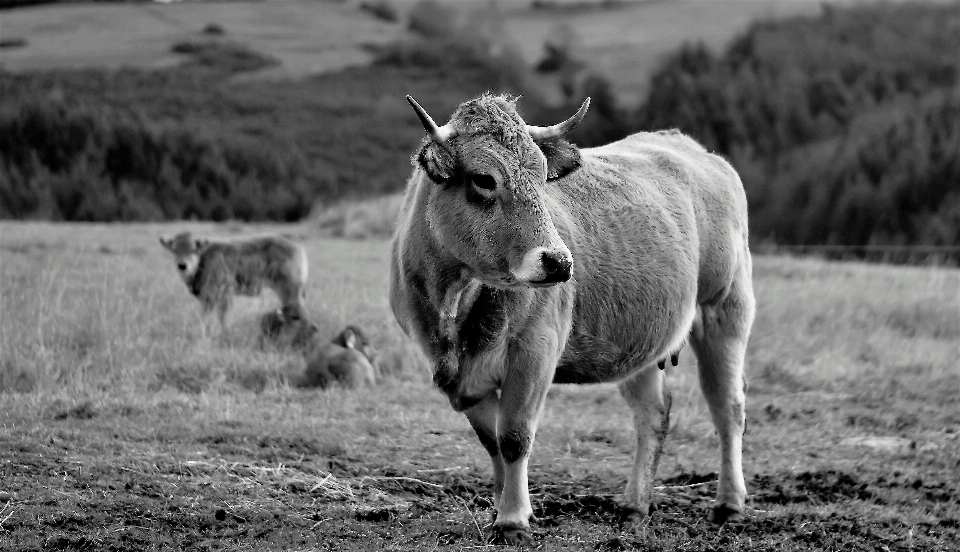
1, 0, 958, 549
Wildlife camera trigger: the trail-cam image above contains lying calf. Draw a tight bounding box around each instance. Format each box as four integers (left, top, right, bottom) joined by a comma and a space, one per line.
301, 325, 379, 389
259, 305, 379, 389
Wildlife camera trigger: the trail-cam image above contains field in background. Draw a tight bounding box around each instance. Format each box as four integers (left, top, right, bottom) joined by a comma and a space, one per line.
7, 0, 957, 250
1, 222, 958, 550
1, 0, 825, 104
501, 0, 824, 105
0, 1, 403, 79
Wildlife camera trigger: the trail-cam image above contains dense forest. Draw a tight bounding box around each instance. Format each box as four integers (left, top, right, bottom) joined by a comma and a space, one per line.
630, 3, 960, 246
1, 2, 958, 247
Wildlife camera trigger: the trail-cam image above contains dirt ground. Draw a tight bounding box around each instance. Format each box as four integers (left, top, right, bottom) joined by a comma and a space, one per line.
1, 384, 957, 551
1, 224, 958, 550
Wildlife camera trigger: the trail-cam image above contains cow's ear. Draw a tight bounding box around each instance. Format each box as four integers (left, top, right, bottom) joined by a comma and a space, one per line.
536, 137, 582, 181
416, 140, 455, 184
159, 235, 173, 250
193, 238, 210, 251
343, 329, 358, 350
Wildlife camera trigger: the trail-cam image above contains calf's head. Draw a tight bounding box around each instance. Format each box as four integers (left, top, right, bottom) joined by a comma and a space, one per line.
334, 325, 380, 368
408, 94, 589, 288
159, 232, 210, 284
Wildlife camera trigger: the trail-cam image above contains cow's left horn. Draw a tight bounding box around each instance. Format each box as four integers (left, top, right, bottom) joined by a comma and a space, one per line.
407, 95, 457, 144
527, 97, 591, 141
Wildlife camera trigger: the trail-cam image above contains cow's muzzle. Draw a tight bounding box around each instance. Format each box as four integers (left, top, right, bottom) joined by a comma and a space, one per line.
537, 250, 572, 284
512, 246, 573, 286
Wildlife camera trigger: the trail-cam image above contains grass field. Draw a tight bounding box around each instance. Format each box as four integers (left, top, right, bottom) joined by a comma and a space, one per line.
0, 221, 958, 550
0, 1, 403, 79
1, 0, 827, 104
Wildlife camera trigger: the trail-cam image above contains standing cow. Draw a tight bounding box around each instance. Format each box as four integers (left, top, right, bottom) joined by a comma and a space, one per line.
389, 93, 755, 543
159, 231, 308, 328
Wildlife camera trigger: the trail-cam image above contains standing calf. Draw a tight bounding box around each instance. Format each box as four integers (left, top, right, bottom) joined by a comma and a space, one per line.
159, 231, 308, 326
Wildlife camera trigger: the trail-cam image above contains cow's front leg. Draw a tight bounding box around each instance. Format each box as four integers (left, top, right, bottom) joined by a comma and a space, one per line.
491, 340, 558, 544
463, 392, 504, 521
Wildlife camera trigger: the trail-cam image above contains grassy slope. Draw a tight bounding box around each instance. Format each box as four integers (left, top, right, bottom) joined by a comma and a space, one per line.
1, 0, 827, 105
0, 1, 403, 78
0, 222, 958, 550
502, 0, 824, 105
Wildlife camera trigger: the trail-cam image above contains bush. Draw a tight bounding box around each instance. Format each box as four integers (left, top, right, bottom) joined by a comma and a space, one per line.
407, 0, 457, 39
311, 193, 404, 239
0, 101, 314, 221
359, 0, 398, 22
0, 37, 28, 49
170, 41, 278, 74
202, 23, 227, 36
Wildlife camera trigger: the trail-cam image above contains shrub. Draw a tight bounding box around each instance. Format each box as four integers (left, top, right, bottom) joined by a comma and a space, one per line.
202, 23, 227, 36
407, 0, 457, 38
0, 37, 28, 49
0, 100, 314, 221
311, 193, 404, 239
359, 0, 398, 22
170, 41, 278, 74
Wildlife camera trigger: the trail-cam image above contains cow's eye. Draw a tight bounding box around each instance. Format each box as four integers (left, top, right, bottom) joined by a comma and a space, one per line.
470, 173, 497, 193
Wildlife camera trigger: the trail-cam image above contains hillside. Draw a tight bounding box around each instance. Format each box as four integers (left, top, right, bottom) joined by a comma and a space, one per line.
1, 0, 957, 250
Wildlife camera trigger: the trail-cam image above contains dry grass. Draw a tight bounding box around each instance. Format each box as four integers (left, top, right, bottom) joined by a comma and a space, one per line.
1, 220, 957, 431
310, 193, 405, 240
0, 221, 958, 550
0, 221, 428, 398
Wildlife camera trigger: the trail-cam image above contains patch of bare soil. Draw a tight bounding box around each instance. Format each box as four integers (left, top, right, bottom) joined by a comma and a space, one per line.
2, 419, 957, 552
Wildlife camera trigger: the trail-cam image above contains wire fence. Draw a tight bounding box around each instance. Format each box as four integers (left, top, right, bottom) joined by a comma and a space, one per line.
754, 244, 960, 267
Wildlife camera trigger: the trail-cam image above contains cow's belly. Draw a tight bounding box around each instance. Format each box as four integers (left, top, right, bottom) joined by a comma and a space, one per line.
552, 205, 700, 384
553, 293, 697, 384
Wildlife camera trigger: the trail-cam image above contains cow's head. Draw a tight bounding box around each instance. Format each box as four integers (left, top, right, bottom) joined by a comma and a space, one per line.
408, 93, 589, 288
159, 231, 210, 283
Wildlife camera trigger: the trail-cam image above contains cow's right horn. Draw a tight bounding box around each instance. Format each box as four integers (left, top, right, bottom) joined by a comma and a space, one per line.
527, 97, 591, 141
407, 95, 457, 144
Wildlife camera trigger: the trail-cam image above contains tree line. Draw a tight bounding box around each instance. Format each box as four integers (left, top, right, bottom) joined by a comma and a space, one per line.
623, 2, 960, 246
1, 2, 957, 247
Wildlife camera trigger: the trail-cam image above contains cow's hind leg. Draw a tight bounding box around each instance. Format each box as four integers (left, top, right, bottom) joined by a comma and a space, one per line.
690, 275, 755, 524
464, 392, 505, 524
618, 365, 671, 525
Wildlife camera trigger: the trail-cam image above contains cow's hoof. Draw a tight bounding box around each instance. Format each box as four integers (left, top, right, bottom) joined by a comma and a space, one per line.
488, 522, 532, 545
486, 510, 498, 526
620, 504, 652, 527
708, 503, 743, 525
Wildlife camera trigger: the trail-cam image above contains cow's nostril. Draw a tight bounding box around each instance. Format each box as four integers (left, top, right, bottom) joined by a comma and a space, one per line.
540, 251, 572, 283
177, 263, 187, 271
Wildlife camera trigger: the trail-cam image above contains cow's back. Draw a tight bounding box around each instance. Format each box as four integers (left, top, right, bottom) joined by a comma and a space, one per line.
228, 235, 307, 300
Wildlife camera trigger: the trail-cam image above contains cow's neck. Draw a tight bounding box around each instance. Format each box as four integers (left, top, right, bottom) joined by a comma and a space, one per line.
432, 270, 481, 394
